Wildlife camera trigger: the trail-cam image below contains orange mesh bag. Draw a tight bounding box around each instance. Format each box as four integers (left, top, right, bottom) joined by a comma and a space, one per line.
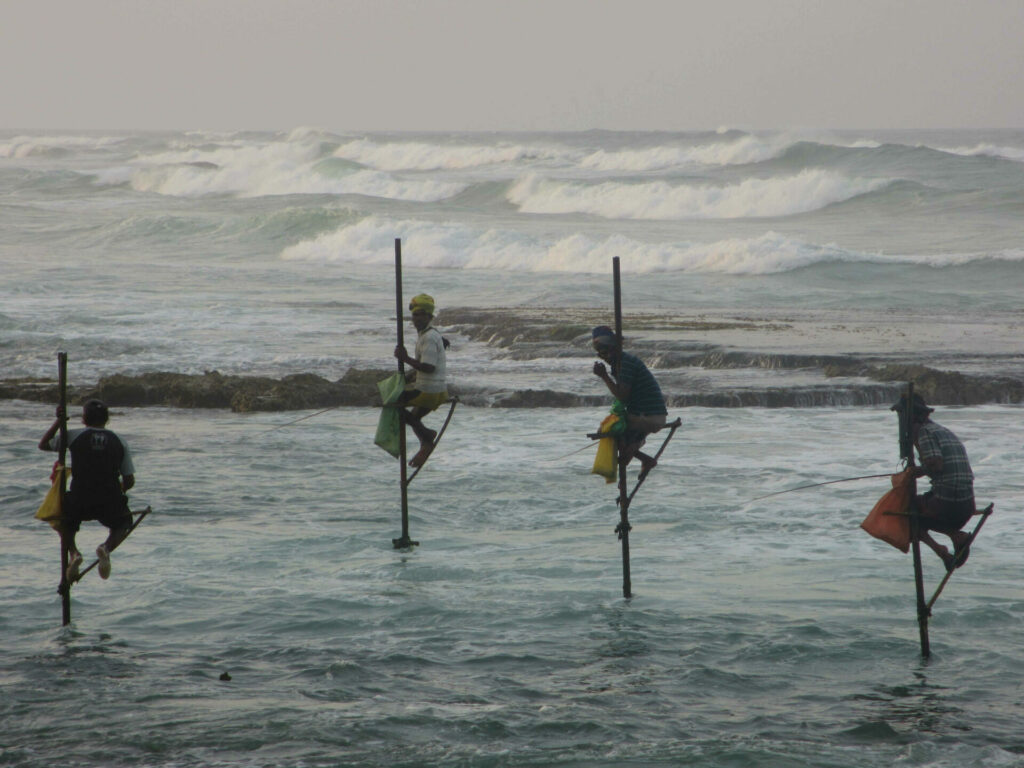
860, 468, 913, 553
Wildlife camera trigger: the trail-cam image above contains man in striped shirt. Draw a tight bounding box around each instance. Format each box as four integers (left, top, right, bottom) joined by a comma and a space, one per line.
901, 393, 976, 570
591, 326, 667, 478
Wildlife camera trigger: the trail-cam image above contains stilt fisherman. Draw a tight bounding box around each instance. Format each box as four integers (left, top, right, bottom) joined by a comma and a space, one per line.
39, 399, 135, 581
893, 393, 975, 570
591, 325, 667, 478
394, 293, 449, 468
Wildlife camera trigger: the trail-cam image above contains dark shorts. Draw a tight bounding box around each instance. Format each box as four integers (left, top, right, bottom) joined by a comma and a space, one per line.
65, 494, 131, 532
917, 491, 974, 534
624, 412, 667, 444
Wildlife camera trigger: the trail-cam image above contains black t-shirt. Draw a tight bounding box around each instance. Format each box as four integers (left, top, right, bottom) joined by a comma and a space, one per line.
67, 428, 126, 503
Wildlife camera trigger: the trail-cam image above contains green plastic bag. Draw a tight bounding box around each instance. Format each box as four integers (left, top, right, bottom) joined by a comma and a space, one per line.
608, 399, 627, 436
374, 373, 407, 458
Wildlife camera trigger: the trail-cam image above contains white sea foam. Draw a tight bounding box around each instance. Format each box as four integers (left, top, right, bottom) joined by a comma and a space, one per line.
884, 248, 1024, 266
94, 138, 466, 200
0, 134, 124, 158
937, 143, 1024, 163
507, 169, 888, 220
332, 138, 567, 171
282, 218, 866, 274
329, 134, 885, 176
577, 135, 883, 173
579, 134, 794, 171
281, 216, 540, 269
282, 216, 1024, 275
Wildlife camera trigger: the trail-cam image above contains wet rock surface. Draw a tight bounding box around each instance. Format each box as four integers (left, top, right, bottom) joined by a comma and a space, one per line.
442, 307, 1024, 408
5, 308, 1023, 411
1, 368, 394, 412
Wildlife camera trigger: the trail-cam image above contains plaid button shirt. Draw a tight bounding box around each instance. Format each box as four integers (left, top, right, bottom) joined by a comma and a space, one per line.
916, 421, 974, 503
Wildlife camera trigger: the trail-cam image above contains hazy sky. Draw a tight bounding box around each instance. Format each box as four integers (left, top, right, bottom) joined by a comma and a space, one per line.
3, 0, 1022, 131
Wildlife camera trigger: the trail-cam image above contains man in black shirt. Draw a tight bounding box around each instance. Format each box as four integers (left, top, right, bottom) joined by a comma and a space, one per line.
40, 399, 135, 581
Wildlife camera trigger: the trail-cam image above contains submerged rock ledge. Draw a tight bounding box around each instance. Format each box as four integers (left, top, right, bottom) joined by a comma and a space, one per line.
2, 365, 1021, 412
5, 309, 1023, 411
0, 369, 392, 413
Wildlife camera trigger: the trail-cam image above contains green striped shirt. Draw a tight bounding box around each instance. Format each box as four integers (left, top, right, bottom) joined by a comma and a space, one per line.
617, 352, 667, 416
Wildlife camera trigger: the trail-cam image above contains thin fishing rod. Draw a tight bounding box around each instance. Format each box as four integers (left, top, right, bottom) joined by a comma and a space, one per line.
546, 440, 600, 462
750, 472, 898, 502
260, 404, 343, 434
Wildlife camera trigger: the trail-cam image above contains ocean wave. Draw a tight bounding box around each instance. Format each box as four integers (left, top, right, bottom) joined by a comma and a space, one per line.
329, 134, 886, 174
281, 218, 862, 274
92, 138, 465, 201
506, 169, 889, 220
935, 143, 1024, 164
282, 217, 1024, 275
578, 134, 800, 171
72, 206, 359, 250
281, 216, 541, 269
0, 134, 125, 158
331, 138, 565, 171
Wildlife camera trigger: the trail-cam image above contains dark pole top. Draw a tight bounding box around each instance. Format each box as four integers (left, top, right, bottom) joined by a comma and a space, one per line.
395, 239, 405, 375
57, 352, 68, 469
612, 257, 623, 379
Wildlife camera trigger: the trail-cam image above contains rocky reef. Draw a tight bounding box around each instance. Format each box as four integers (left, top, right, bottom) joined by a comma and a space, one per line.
5, 307, 1023, 411
0, 368, 394, 412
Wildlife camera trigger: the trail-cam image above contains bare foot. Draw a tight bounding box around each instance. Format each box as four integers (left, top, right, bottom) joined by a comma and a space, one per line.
409, 444, 434, 468
96, 544, 111, 580
65, 552, 83, 582
637, 455, 657, 481
938, 542, 970, 572
949, 531, 972, 570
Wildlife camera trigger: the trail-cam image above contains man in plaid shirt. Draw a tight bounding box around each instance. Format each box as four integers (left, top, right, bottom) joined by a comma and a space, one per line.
903, 394, 976, 570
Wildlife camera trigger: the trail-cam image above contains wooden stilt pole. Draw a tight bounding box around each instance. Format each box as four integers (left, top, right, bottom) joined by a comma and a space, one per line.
392, 238, 418, 550
404, 397, 458, 488
926, 503, 993, 613
57, 352, 71, 626
900, 381, 930, 657
623, 418, 682, 507
612, 257, 632, 599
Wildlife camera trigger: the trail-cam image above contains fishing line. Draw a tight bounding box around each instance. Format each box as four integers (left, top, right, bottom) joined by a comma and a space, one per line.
259, 404, 344, 434
546, 441, 599, 462
750, 472, 898, 502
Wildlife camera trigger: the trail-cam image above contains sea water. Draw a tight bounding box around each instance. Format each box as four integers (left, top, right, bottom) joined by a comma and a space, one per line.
2, 129, 1023, 767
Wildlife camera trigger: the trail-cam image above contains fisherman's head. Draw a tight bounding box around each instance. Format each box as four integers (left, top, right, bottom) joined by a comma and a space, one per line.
591, 325, 617, 363
82, 399, 110, 427
409, 293, 435, 331
891, 392, 934, 423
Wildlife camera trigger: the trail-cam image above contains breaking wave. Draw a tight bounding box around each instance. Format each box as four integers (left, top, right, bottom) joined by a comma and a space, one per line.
0, 134, 126, 158
575, 134, 875, 171
331, 138, 565, 170
280, 217, 1024, 275
936, 143, 1024, 164
91, 136, 466, 201
507, 169, 889, 220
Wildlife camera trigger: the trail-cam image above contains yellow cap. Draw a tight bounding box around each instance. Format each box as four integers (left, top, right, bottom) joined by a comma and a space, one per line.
409, 293, 435, 314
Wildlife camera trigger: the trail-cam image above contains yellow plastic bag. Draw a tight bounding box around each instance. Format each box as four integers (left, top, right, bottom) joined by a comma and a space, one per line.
35, 465, 70, 531
591, 413, 619, 483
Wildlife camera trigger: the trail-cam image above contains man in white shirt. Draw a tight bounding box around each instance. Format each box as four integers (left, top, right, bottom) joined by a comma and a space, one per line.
394, 293, 449, 467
